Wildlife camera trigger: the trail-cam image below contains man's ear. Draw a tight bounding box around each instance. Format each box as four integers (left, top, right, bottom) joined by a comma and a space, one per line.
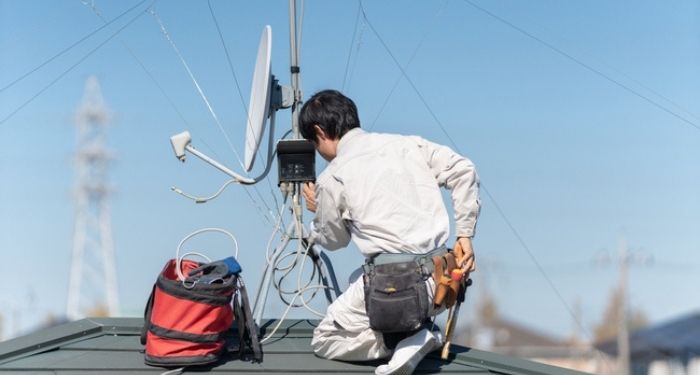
314, 125, 328, 141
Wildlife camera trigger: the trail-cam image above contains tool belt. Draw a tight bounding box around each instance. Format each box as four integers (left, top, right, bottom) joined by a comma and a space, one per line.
363, 245, 463, 330
363, 246, 458, 333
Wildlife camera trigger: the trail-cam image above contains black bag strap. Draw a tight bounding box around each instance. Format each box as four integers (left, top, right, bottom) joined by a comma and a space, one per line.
140, 284, 156, 345
238, 279, 262, 362
233, 292, 246, 353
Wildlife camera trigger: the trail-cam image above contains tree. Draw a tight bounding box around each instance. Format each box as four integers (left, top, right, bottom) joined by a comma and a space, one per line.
594, 287, 648, 342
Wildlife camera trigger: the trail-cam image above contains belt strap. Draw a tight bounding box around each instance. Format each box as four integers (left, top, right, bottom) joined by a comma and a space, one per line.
364, 245, 448, 275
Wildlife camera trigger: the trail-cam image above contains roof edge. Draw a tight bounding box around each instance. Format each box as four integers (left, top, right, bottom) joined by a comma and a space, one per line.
0, 318, 590, 375
0, 317, 142, 365
445, 346, 590, 375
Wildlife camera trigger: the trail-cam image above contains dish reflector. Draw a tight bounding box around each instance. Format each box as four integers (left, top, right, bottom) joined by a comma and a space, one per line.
244, 25, 273, 171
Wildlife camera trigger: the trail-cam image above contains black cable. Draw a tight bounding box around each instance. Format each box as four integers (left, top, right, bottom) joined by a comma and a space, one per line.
482, 187, 591, 334
207, 0, 249, 128
368, 0, 449, 131
461, 0, 700, 133
207, 0, 282, 219
358, 1, 457, 147
359, 3, 614, 371
0, 2, 152, 126
80, 2, 272, 227
152, 7, 279, 224
341, 2, 362, 92
88, 1, 190, 128
0, 0, 148, 93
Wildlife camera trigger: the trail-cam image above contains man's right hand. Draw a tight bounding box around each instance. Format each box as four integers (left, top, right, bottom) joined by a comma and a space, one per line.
454, 237, 476, 278
302, 182, 317, 213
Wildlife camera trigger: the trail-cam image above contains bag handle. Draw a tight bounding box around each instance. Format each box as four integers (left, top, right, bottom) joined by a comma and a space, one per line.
175, 227, 240, 282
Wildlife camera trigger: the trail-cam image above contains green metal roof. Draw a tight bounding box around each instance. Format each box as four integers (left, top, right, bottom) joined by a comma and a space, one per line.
0, 318, 589, 374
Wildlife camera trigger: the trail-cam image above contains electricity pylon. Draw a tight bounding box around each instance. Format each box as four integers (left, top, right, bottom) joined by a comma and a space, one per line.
66, 76, 119, 320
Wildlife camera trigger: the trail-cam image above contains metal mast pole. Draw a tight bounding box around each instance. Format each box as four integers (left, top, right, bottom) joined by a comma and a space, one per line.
288, 0, 302, 139
253, 0, 340, 325
253, 0, 304, 326
287, 0, 305, 241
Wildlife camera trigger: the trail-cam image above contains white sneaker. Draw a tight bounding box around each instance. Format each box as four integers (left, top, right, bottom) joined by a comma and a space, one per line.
374, 329, 441, 375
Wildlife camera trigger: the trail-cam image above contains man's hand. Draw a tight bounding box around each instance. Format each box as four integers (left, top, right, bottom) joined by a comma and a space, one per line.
302, 182, 317, 213
454, 237, 476, 277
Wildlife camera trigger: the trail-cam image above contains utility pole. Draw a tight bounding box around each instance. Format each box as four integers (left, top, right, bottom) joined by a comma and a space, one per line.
66, 76, 119, 320
617, 237, 630, 375
594, 236, 652, 375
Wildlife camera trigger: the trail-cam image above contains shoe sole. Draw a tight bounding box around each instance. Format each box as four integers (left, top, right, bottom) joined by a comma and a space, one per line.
385, 336, 437, 375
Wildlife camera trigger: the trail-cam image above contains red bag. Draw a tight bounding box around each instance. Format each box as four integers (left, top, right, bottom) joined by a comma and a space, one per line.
141, 259, 236, 367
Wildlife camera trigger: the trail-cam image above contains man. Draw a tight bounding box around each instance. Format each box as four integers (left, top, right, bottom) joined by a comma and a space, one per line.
300, 90, 480, 375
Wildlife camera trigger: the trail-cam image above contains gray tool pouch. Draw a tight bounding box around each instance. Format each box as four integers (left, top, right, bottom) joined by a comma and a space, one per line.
364, 261, 429, 333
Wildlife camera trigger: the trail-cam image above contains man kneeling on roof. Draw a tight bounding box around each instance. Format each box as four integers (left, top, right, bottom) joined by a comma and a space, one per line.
300, 90, 481, 375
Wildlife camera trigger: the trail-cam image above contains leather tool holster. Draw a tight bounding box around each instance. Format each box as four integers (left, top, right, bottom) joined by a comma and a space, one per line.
431, 249, 463, 309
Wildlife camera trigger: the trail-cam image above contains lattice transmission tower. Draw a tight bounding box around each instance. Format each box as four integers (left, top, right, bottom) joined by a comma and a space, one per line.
66, 76, 119, 320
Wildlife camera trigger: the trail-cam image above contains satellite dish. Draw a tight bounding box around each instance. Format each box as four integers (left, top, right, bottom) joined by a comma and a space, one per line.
244, 25, 273, 172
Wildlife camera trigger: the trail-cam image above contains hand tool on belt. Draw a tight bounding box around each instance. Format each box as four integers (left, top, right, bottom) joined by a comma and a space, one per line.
431, 248, 462, 310
433, 240, 473, 359
441, 275, 472, 359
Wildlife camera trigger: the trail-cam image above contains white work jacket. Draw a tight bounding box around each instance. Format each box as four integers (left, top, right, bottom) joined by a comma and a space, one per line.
309, 128, 480, 257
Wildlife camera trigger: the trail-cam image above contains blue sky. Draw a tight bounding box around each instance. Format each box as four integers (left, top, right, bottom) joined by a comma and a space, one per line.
0, 0, 698, 342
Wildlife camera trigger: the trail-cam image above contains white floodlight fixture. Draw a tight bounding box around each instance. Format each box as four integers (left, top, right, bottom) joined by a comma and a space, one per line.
170, 131, 191, 162
170, 131, 254, 184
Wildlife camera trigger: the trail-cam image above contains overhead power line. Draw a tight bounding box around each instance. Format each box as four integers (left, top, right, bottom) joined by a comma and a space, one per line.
150, 8, 279, 224
81, 0, 274, 227
0, 0, 148, 93
341, 2, 362, 92
461, 0, 700, 133
358, 2, 457, 144
368, 0, 449, 131
207, 0, 249, 127
207, 0, 282, 218
358, 3, 613, 371
0, 1, 152, 127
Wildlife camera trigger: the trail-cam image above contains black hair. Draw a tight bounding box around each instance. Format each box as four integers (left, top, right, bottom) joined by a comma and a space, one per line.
299, 90, 361, 142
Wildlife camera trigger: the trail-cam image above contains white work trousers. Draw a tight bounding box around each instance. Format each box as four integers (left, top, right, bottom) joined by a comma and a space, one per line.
311, 274, 440, 361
